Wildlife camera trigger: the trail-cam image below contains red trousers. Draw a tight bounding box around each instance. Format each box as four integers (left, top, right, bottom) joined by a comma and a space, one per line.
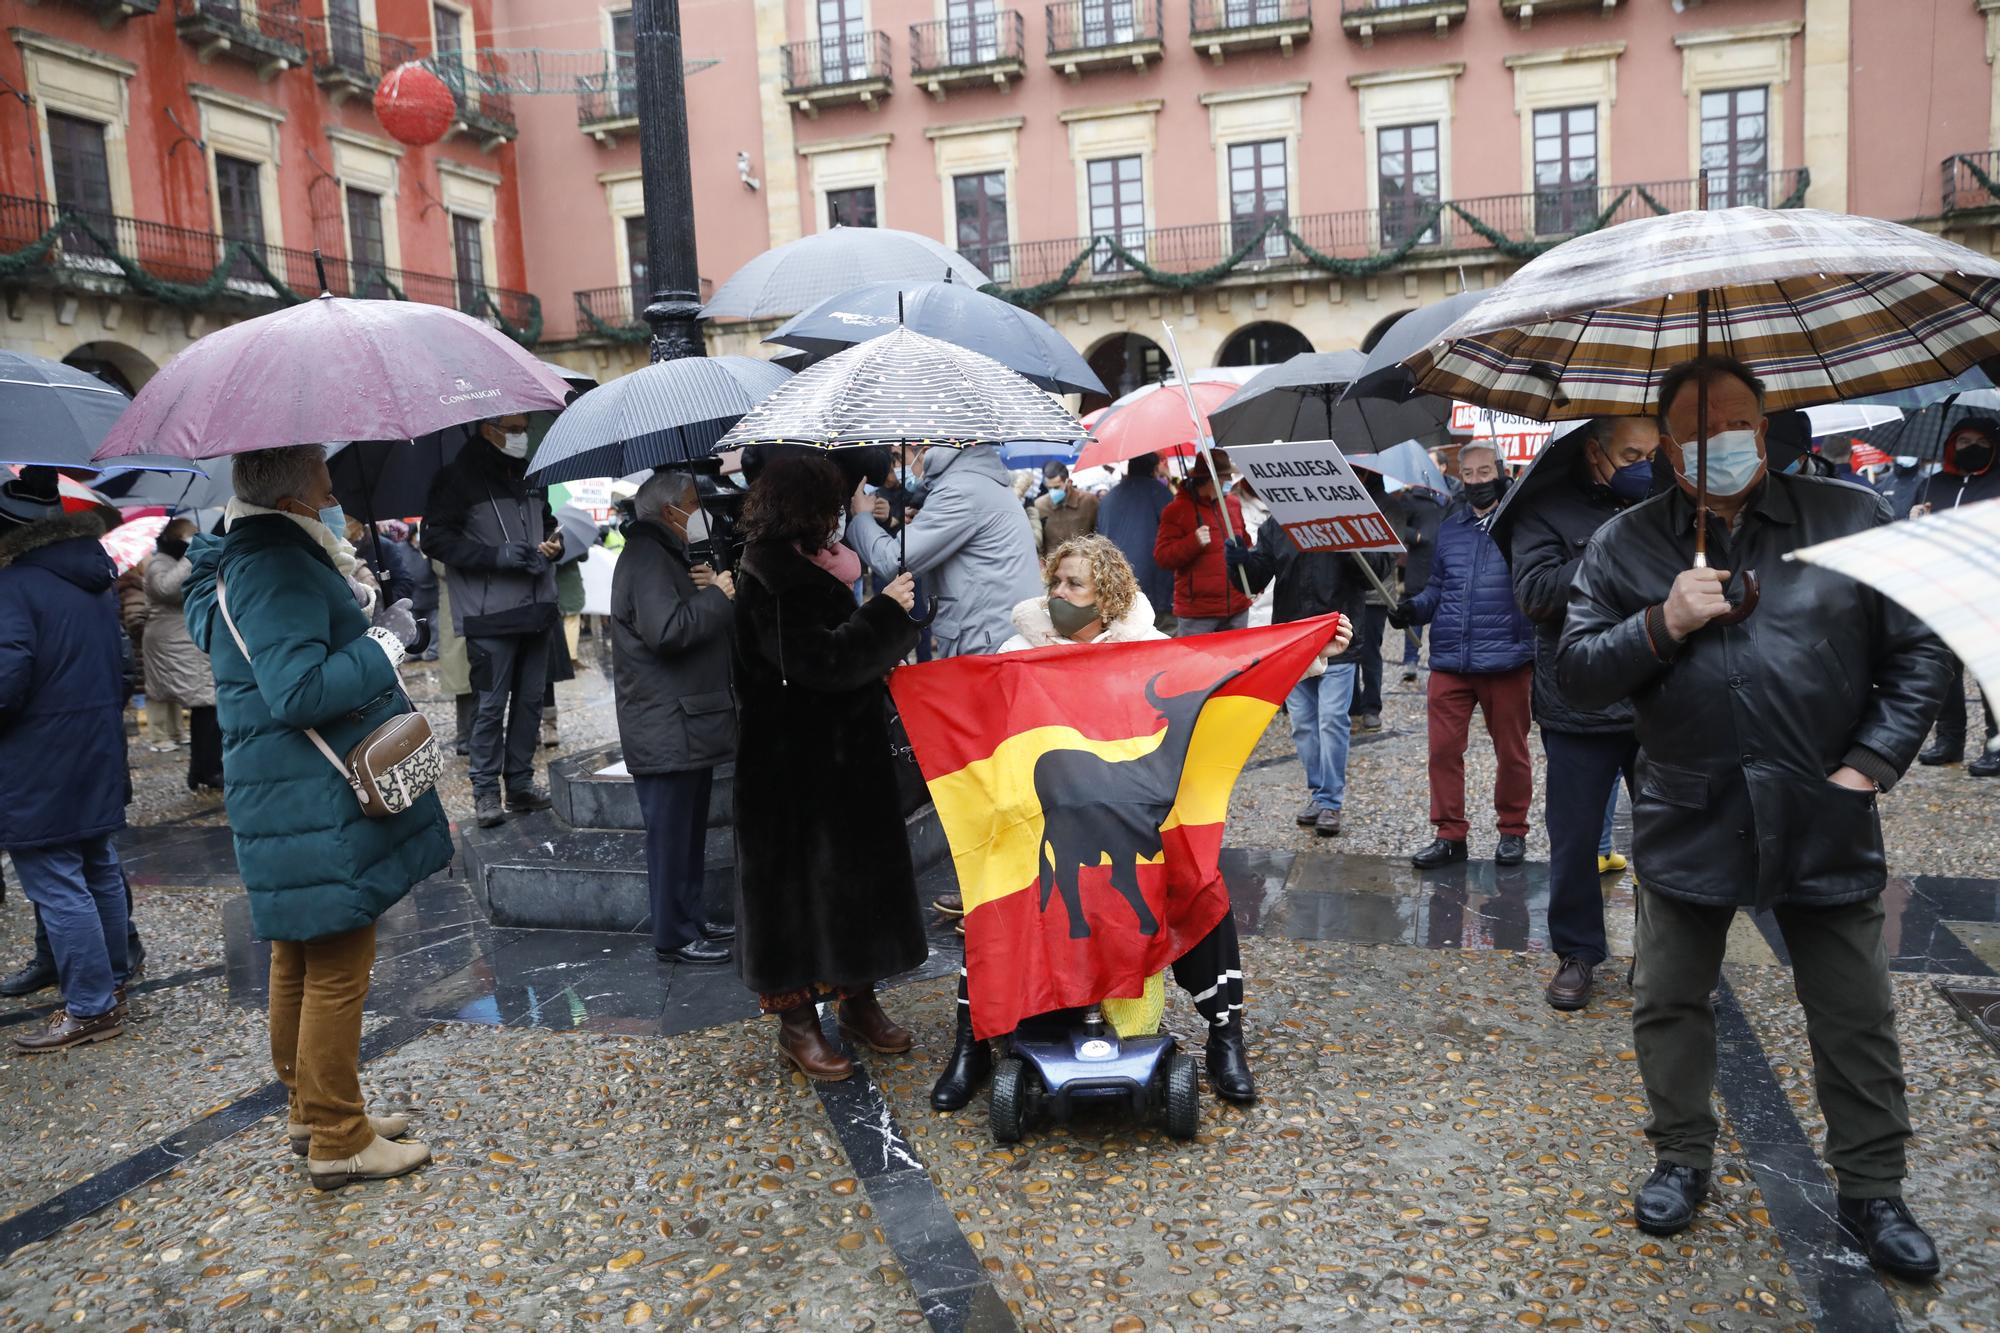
1426, 665, 1534, 841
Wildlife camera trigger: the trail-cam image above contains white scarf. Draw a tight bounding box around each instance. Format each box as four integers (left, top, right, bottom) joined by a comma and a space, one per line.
224, 497, 359, 576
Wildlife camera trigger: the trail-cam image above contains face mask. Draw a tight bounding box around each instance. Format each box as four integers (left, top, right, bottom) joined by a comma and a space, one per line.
318, 504, 347, 534
895, 465, 913, 488
1677, 428, 1763, 497
670, 504, 710, 544
156, 535, 189, 560
1956, 442, 1995, 473
1895, 456, 1919, 469
1048, 596, 1100, 637
1607, 459, 1653, 501
1047, 488, 1067, 508
497, 430, 530, 459
1464, 479, 1502, 510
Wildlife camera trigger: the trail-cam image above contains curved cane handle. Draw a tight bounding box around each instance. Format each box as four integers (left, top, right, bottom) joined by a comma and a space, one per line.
1711, 569, 1760, 626
909, 594, 938, 628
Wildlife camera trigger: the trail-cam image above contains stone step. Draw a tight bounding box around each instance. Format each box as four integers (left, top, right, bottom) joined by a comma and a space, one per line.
548, 747, 732, 832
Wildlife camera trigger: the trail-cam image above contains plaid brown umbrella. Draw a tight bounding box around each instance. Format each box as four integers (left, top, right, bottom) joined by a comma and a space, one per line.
1404, 206, 2000, 618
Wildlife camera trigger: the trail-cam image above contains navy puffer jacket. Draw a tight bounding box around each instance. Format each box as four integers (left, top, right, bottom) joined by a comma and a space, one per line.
1407, 505, 1534, 675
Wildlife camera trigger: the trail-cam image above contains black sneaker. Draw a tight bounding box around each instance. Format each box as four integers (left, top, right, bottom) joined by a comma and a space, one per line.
1969, 747, 2000, 778
1410, 838, 1467, 869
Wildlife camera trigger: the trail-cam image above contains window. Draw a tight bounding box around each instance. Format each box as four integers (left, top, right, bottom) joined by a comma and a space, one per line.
433, 3, 466, 101
827, 186, 877, 228
1228, 139, 1287, 259
946, 0, 1000, 64
1701, 86, 1768, 208
47, 111, 114, 258
344, 189, 388, 296
215, 153, 267, 281
625, 214, 649, 320
1532, 105, 1597, 236
609, 10, 636, 117
1079, 0, 1137, 48
452, 213, 485, 312
817, 0, 867, 83
1088, 154, 1144, 274
1223, 0, 1284, 23
327, 0, 366, 72
1376, 122, 1439, 248
953, 171, 1009, 282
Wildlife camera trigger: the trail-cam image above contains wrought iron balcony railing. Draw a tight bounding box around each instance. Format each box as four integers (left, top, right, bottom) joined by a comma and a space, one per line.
0, 193, 542, 343
1191, 0, 1311, 36
573, 285, 651, 338
175, 0, 309, 73
911, 10, 1026, 75
576, 59, 640, 129
782, 31, 894, 94
305, 15, 417, 96
1046, 0, 1163, 55
1942, 151, 2000, 215
436, 52, 519, 141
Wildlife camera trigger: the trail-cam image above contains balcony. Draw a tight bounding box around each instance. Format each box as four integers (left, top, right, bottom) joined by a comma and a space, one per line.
574, 285, 649, 341
175, 0, 308, 79
1498, 0, 1618, 26
41, 0, 159, 26
305, 16, 416, 105
1046, 0, 1164, 78
575, 61, 638, 143
910, 11, 1026, 98
782, 32, 893, 116
438, 53, 518, 148
978, 170, 1808, 296
1190, 0, 1312, 62
0, 192, 544, 344
1942, 151, 2000, 216
1338, 0, 1466, 45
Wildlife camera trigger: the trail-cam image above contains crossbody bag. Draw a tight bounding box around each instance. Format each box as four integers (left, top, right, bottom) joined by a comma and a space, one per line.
216, 578, 441, 818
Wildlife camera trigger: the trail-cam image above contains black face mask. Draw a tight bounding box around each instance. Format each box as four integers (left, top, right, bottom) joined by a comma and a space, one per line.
156, 535, 189, 560
1464, 478, 1504, 509
1956, 442, 1995, 474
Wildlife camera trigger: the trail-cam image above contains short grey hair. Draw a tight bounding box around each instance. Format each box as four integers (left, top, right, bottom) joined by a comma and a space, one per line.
233, 444, 326, 508
1457, 442, 1501, 471
634, 467, 696, 519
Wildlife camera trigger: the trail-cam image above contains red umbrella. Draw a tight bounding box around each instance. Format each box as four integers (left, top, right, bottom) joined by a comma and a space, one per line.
100, 513, 168, 575
1074, 379, 1240, 471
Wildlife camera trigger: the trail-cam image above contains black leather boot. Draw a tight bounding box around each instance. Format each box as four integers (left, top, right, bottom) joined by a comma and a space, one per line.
1410, 837, 1468, 869
1205, 1019, 1256, 1104
1918, 734, 1964, 766
0, 956, 57, 998
929, 1008, 992, 1111
1838, 1195, 1942, 1281
1969, 744, 2000, 778
1634, 1162, 1710, 1236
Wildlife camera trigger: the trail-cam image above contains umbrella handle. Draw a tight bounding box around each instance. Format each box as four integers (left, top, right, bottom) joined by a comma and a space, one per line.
910, 594, 937, 628
1712, 569, 1760, 626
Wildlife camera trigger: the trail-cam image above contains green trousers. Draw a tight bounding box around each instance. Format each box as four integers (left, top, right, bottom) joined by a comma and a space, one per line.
1631, 887, 1910, 1199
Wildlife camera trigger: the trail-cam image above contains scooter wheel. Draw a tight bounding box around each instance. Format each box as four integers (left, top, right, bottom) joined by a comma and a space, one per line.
990, 1056, 1028, 1144
1163, 1051, 1200, 1141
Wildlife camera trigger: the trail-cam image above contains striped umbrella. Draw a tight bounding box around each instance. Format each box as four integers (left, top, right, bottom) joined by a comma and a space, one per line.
714, 326, 1085, 454
702, 227, 989, 322
527, 355, 793, 486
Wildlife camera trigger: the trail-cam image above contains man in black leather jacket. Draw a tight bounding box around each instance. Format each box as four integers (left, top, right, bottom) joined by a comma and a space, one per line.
1510, 418, 1658, 1012
1556, 356, 1951, 1281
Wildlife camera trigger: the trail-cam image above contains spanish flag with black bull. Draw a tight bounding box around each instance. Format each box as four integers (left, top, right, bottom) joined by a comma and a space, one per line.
888, 615, 1345, 1041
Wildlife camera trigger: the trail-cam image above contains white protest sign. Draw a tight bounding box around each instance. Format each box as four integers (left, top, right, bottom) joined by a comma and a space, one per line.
1451, 401, 1553, 466
1229, 439, 1405, 553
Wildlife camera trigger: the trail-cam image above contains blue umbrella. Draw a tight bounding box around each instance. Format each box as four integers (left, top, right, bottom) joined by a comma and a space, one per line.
765, 280, 1106, 397
527, 355, 792, 486
0, 349, 202, 481
1347, 439, 1450, 493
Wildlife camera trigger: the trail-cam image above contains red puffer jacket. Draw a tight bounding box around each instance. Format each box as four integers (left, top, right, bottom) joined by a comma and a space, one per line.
1153, 488, 1251, 621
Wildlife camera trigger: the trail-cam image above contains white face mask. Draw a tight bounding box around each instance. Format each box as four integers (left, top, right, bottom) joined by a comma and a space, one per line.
497, 430, 530, 459
670, 503, 710, 544
1676, 428, 1763, 498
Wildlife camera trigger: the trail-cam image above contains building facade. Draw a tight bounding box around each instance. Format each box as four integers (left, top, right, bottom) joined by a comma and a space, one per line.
8, 0, 2000, 404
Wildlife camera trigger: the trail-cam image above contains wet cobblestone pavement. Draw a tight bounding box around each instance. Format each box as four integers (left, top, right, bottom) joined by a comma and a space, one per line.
2, 654, 1996, 1331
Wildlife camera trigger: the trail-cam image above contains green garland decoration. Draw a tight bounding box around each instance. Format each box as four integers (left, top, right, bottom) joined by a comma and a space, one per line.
578, 302, 654, 344
469, 286, 543, 348
1953, 154, 2000, 208
1282, 203, 1447, 277
1634, 185, 1675, 217
1444, 189, 1631, 261
982, 239, 1101, 309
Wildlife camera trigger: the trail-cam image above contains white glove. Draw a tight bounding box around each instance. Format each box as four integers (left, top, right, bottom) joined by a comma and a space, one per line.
373, 597, 419, 648
364, 625, 406, 671
347, 577, 378, 618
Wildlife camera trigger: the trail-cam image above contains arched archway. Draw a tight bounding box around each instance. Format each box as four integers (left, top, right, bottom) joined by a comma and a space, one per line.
1360, 308, 1417, 355
63, 341, 159, 396
1083, 331, 1168, 415
1217, 321, 1312, 368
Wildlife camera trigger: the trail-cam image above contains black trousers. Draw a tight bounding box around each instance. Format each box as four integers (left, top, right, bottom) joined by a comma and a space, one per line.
187, 705, 224, 790
26, 865, 145, 972
466, 631, 550, 797
1541, 728, 1637, 966
954, 912, 1245, 1031
636, 769, 714, 952
1931, 653, 1997, 748
1353, 603, 1388, 716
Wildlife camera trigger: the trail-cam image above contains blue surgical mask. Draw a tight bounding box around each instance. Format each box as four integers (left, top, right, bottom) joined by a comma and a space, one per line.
318, 504, 347, 534
1678, 429, 1763, 498
1048, 487, 1067, 507
895, 465, 913, 487
1607, 459, 1653, 501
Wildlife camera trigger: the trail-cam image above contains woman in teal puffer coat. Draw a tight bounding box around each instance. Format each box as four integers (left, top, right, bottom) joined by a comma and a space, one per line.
183, 443, 451, 1191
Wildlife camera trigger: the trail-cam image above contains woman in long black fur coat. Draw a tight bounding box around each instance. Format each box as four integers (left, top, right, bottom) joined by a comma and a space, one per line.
732, 454, 924, 1081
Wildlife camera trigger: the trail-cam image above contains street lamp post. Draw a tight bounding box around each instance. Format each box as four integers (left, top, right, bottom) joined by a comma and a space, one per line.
631, 0, 704, 362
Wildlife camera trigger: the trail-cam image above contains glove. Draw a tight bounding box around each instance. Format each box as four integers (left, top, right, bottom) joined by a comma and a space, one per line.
364, 625, 406, 671
373, 597, 419, 648
1223, 539, 1251, 574
346, 576, 378, 618
496, 541, 547, 573
1386, 599, 1416, 631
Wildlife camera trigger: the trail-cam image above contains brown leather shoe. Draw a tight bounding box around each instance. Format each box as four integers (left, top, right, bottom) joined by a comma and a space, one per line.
10, 1007, 123, 1053
1314, 808, 1342, 837
1545, 956, 1595, 1011
777, 1005, 854, 1081
932, 892, 965, 917
838, 991, 914, 1054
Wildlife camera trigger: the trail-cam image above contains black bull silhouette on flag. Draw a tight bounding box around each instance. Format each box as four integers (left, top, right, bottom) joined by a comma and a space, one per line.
1032, 660, 1256, 939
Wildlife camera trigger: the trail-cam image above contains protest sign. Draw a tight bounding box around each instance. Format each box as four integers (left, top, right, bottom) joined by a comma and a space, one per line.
1229, 439, 1405, 553
1451, 402, 1554, 466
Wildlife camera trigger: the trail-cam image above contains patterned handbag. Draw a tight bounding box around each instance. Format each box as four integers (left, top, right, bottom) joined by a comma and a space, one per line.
217, 579, 441, 818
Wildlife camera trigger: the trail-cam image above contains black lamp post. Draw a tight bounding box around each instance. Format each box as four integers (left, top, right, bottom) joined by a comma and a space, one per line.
631, 0, 704, 362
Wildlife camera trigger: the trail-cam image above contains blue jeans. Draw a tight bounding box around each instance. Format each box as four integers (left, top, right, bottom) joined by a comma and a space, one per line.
1288, 663, 1357, 812
1598, 784, 1620, 858
10, 834, 129, 1018
1402, 624, 1424, 666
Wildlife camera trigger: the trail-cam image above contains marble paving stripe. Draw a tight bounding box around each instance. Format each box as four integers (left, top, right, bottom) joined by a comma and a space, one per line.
1710, 977, 1904, 1332
0, 964, 226, 1029
0, 1017, 435, 1264
811, 1015, 1019, 1333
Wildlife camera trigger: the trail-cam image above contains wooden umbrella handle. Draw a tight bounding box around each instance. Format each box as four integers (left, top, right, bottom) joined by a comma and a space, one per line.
1712, 569, 1760, 625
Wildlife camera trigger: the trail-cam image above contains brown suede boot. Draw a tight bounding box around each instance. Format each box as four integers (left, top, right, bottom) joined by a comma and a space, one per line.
777, 1004, 854, 1082
307, 1134, 431, 1191
838, 990, 913, 1054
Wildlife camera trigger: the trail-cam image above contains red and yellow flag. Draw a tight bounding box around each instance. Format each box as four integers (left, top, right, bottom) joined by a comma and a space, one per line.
889, 615, 1343, 1040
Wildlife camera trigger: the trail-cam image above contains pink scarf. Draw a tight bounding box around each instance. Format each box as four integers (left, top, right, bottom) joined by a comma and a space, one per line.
798, 539, 863, 587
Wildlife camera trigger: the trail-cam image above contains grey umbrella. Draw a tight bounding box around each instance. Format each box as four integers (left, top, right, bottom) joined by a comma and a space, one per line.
526, 355, 792, 486
1209, 350, 1452, 452
702, 227, 989, 321
1352, 290, 1488, 394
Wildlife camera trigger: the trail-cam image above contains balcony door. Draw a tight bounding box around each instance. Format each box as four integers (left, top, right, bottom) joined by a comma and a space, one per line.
1223, 0, 1283, 24
1701, 87, 1769, 208
946, 0, 1000, 65
625, 215, 650, 321
1377, 122, 1440, 248
953, 171, 1009, 282
1532, 105, 1598, 236
610, 9, 637, 118
47, 111, 115, 261
327, 0, 367, 72
215, 154, 268, 283
452, 213, 486, 313
433, 3, 467, 104
345, 188, 389, 297
1228, 139, 1288, 260
1088, 155, 1145, 275
1080, 0, 1138, 49
817, 0, 867, 84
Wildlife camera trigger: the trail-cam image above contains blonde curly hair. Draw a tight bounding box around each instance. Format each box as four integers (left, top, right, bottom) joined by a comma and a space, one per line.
1043, 533, 1139, 627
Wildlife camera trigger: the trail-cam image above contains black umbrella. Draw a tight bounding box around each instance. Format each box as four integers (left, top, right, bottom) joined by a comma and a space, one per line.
1854, 388, 2000, 463
552, 503, 598, 565
328, 429, 472, 521
0, 349, 131, 469
97, 461, 231, 512
527, 355, 791, 486
1351, 290, 1488, 397
1208, 349, 1453, 453
1488, 419, 1595, 563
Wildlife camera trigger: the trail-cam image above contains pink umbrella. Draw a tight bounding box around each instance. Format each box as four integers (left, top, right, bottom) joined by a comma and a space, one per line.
101, 513, 167, 575
93, 296, 571, 461
1074, 379, 1240, 471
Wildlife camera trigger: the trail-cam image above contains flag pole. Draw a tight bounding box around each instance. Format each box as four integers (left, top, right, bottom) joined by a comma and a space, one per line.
1160, 322, 1252, 597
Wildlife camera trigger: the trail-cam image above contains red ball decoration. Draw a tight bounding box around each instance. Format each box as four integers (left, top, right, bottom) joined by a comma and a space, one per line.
373, 62, 456, 148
